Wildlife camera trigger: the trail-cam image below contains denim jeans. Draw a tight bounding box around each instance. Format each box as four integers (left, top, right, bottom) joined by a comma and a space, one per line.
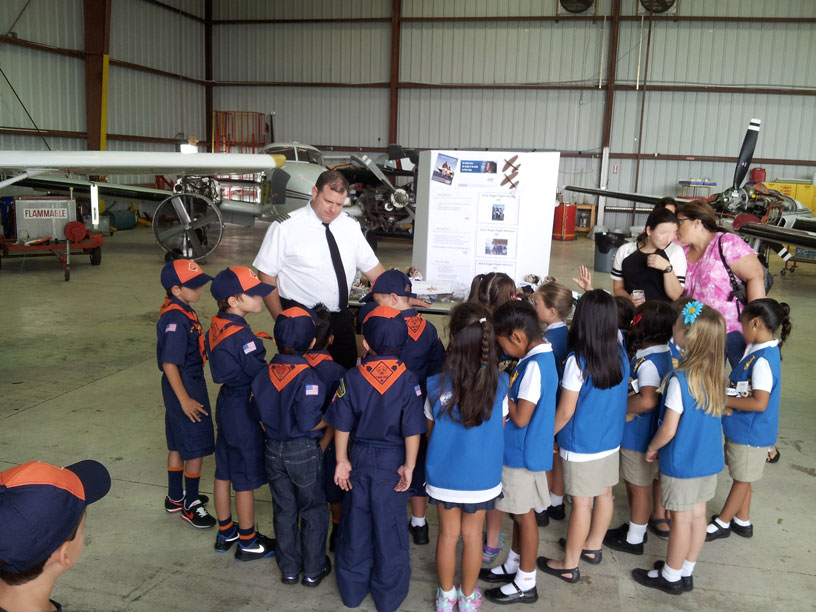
265, 437, 328, 577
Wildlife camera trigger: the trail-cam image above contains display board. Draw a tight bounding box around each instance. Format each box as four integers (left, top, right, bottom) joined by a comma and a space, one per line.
412, 150, 559, 294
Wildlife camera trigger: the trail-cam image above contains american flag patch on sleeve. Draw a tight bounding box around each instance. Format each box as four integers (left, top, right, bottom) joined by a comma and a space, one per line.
414, 385, 422, 396
242, 341, 256, 354
305, 384, 319, 396
165, 323, 177, 333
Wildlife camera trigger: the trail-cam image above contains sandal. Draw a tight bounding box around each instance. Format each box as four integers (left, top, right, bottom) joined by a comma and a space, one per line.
536, 556, 580, 583
558, 537, 602, 565
482, 534, 504, 564
648, 518, 671, 540
767, 447, 780, 463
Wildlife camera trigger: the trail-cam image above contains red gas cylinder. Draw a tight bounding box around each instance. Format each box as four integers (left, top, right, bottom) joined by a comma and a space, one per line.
749, 167, 766, 183
553, 203, 576, 241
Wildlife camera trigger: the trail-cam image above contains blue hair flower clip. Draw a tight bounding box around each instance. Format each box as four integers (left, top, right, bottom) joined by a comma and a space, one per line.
682, 300, 704, 325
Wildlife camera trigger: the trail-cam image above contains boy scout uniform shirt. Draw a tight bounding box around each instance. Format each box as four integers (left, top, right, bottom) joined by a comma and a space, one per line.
326, 355, 427, 447
252, 354, 326, 440
304, 349, 347, 411
156, 296, 205, 373
398, 309, 446, 394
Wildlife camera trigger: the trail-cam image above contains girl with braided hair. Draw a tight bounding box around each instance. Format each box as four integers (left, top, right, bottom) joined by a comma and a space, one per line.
424, 302, 507, 612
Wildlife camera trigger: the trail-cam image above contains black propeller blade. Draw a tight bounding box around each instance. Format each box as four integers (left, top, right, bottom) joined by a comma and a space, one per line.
733, 118, 761, 191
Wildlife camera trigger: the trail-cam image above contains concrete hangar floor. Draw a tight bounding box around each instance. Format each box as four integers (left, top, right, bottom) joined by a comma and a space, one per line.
0, 222, 814, 612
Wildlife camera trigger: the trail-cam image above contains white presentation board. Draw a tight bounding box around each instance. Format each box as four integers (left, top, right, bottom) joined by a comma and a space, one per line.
412, 150, 559, 294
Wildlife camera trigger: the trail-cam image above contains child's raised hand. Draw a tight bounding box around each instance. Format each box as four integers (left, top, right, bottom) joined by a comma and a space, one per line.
180, 397, 208, 422
394, 465, 413, 492
572, 265, 593, 292
335, 460, 353, 491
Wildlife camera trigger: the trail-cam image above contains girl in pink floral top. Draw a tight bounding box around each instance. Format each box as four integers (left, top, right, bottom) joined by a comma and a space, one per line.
675, 202, 766, 367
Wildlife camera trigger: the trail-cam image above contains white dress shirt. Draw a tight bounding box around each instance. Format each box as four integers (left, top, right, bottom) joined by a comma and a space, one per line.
253, 203, 379, 312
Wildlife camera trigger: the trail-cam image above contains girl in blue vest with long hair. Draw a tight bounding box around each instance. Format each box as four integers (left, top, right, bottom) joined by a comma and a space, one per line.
425, 302, 507, 612
633, 300, 726, 595
706, 298, 791, 542
538, 289, 630, 584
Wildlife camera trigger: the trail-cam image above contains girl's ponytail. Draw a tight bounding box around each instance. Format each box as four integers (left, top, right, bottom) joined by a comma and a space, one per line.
778, 302, 792, 347
479, 317, 490, 368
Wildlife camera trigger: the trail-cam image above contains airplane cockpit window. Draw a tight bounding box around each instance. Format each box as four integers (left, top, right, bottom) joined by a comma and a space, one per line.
264, 146, 297, 161
294, 147, 324, 166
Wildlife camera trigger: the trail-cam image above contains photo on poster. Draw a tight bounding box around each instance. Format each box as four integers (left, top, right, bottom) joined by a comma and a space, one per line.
477, 192, 519, 225
460, 160, 498, 174
476, 227, 518, 259
432, 153, 459, 185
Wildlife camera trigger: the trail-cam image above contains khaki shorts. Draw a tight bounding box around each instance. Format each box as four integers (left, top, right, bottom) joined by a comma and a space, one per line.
660, 473, 717, 511
562, 451, 619, 498
620, 448, 658, 487
725, 440, 767, 483
495, 466, 550, 515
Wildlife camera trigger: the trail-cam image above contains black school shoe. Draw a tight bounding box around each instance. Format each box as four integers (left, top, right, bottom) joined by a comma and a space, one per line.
234, 533, 276, 561
603, 523, 647, 555
654, 561, 693, 592
484, 582, 538, 605
546, 503, 566, 521
280, 573, 300, 585
705, 515, 731, 542
479, 562, 516, 583
730, 520, 754, 538
302, 556, 332, 587
408, 522, 430, 545
631, 568, 684, 595
535, 510, 550, 527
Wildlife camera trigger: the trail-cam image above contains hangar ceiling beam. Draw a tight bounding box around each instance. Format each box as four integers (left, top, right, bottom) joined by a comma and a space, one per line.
388, 0, 402, 144
600, 0, 620, 151
205, 0, 213, 150
83, 0, 112, 151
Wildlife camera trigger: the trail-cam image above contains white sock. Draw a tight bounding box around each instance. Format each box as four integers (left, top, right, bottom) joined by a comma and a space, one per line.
500, 568, 536, 594
439, 586, 456, 600
493, 548, 519, 574
411, 515, 426, 527
550, 493, 563, 506
706, 516, 730, 533
661, 564, 682, 583
626, 521, 648, 544
534, 506, 547, 513
681, 560, 695, 577
733, 516, 751, 527
647, 569, 659, 579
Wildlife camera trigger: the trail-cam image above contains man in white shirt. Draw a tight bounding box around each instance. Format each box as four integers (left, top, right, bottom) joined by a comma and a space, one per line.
254, 170, 385, 368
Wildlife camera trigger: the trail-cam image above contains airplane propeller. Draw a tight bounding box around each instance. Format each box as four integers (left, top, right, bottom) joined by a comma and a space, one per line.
351, 154, 411, 209
152, 193, 223, 261
732, 118, 761, 196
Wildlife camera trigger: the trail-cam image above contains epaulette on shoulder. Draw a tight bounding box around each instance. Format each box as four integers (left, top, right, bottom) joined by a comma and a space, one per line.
271, 212, 291, 224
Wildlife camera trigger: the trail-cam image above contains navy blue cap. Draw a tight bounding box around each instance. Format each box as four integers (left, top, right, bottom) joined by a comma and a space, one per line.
274, 306, 317, 353
361, 269, 417, 303
211, 266, 275, 300
362, 305, 408, 355
0, 460, 111, 573
160, 259, 213, 290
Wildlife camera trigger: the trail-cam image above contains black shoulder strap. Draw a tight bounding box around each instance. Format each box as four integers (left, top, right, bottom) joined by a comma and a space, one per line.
717, 234, 743, 295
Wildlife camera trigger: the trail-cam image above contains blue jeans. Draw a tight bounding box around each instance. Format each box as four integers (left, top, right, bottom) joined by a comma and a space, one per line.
265, 438, 328, 577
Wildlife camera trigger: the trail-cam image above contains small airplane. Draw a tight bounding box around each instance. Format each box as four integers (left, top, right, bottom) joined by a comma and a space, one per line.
0, 144, 333, 261
564, 118, 816, 262
503, 155, 521, 173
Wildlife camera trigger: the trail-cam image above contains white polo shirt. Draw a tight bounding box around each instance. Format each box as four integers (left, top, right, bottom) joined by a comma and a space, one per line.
253, 203, 379, 312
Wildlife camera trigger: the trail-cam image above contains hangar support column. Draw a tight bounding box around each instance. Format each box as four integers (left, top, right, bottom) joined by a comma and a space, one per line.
83, 0, 112, 151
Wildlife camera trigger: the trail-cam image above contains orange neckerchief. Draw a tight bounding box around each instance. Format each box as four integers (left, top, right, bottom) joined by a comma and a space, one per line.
304, 351, 334, 367
358, 358, 406, 395
160, 297, 206, 363
267, 362, 310, 391
208, 314, 272, 352
403, 313, 426, 342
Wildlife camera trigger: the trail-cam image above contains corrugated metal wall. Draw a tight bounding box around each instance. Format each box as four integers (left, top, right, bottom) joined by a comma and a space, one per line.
212, 0, 389, 20
0, 0, 83, 49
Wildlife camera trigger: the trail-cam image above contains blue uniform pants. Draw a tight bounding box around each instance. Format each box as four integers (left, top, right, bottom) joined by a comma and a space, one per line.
335, 444, 410, 612
265, 438, 328, 577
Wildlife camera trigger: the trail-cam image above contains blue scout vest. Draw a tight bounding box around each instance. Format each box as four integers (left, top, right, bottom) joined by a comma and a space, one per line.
544, 324, 568, 380
723, 344, 781, 447
425, 373, 507, 492
556, 348, 630, 454
669, 339, 682, 369
658, 371, 724, 479
622, 348, 673, 453
504, 347, 558, 471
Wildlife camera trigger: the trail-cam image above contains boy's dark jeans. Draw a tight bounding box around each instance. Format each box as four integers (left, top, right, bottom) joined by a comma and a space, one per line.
265, 437, 328, 577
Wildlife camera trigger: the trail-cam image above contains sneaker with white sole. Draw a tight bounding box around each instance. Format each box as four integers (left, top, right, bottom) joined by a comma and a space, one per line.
234, 533, 276, 561
165, 493, 209, 514
181, 499, 216, 528
458, 585, 483, 611
214, 530, 239, 552
434, 586, 457, 612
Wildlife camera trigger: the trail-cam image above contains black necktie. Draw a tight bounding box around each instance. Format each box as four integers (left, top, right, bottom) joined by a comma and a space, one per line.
323, 222, 348, 310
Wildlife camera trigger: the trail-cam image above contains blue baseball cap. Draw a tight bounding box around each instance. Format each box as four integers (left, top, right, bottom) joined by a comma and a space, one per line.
361, 269, 417, 303
211, 266, 275, 300
160, 259, 213, 290
0, 460, 111, 574
274, 306, 317, 353
362, 305, 408, 355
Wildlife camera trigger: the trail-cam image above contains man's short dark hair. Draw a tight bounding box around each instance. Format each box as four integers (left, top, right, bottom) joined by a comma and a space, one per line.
315, 170, 349, 195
